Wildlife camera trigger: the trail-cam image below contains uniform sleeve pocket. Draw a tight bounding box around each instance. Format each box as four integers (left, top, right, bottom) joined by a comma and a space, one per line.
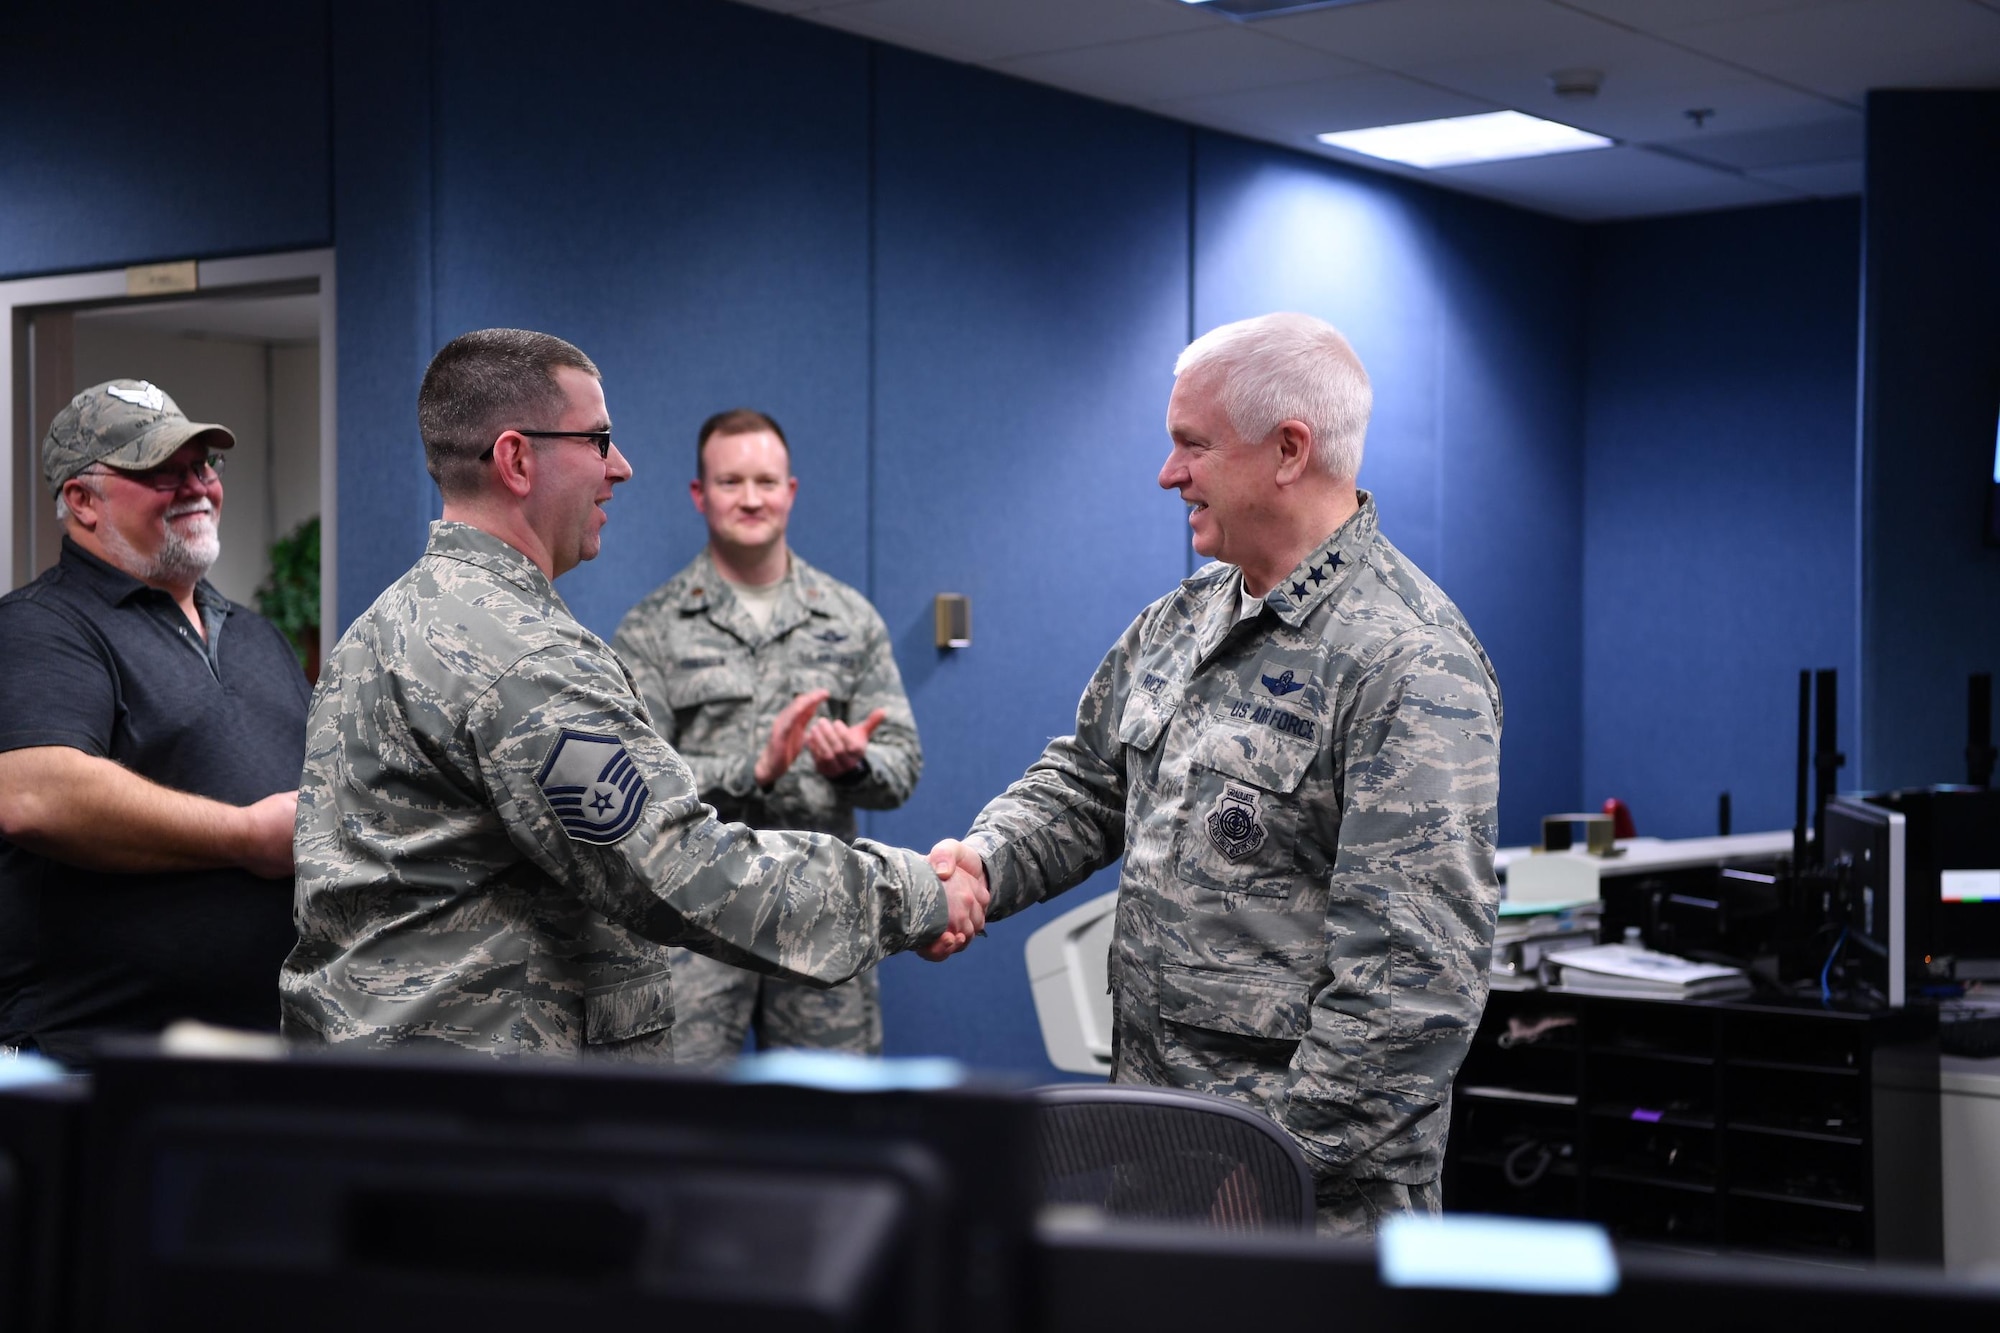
584, 969, 675, 1046
1158, 963, 1311, 1041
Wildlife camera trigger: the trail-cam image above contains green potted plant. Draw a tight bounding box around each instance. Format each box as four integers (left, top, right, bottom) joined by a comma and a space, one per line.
256, 516, 320, 683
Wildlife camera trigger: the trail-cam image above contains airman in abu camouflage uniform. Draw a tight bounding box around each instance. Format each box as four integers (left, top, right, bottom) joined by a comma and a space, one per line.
614, 568, 915, 1058
281, 331, 982, 1058
935, 314, 1501, 1236
614, 411, 921, 1061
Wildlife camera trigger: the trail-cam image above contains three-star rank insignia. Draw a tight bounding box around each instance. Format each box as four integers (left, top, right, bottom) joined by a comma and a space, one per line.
536, 729, 651, 845
1206, 780, 1268, 862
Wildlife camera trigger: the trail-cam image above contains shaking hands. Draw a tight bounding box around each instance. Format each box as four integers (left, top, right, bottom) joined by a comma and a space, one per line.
755, 692, 988, 963
915, 838, 989, 962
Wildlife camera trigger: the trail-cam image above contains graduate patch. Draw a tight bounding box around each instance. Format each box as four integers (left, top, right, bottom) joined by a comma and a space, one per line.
1205, 781, 1267, 862
536, 729, 650, 845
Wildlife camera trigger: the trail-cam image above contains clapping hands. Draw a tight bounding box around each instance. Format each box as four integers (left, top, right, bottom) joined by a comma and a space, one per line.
754, 690, 889, 787
915, 837, 990, 962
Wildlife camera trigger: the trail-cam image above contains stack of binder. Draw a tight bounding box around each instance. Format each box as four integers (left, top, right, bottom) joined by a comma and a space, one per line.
1550, 942, 1752, 1000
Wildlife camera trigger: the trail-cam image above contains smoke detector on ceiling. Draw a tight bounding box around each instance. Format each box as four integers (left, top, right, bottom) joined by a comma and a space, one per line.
1549, 68, 1605, 100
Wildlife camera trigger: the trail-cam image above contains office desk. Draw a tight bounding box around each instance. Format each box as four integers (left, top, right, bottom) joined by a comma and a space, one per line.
1943, 1054, 2000, 1270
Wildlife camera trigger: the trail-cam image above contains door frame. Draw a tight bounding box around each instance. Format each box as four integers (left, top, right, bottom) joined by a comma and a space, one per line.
1, 247, 337, 658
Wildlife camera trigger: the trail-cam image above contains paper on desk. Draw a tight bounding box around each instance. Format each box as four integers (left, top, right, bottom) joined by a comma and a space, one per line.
1553, 943, 1743, 984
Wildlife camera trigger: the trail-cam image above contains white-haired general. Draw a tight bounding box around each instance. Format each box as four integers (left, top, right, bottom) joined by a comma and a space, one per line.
931, 312, 1505, 1236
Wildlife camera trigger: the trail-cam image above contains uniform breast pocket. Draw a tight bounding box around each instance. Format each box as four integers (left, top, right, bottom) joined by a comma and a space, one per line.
1117, 688, 1176, 752
1172, 725, 1317, 899
795, 654, 861, 723
664, 669, 752, 742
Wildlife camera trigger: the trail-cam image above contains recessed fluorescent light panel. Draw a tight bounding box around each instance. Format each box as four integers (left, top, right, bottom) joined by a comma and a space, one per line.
1179, 0, 1383, 19
1316, 111, 1613, 168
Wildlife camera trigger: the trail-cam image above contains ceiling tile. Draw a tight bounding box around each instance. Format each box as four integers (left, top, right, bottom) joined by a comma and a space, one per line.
725, 0, 848, 15
1668, 0, 2000, 101
801, 0, 1217, 64
1556, 0, 1852, 34
1656, 114, 1861, 169
1745, 157, 1864, 196
1155, 69, 1489, 141
1404, 27, 1857, 142
1552, 77, 1853, 143
994, 26, 1366, 105
1256, 0, 1629, 68
1423, 143, 1799, 220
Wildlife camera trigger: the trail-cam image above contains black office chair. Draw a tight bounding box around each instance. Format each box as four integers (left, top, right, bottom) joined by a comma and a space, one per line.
1032, 1083, 1315, 1231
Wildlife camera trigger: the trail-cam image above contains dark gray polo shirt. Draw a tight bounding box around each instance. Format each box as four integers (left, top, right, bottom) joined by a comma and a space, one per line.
0, 538, 310, 1065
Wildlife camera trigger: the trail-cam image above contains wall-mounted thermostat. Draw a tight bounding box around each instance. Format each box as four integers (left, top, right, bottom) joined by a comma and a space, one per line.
934, 593, 970, 649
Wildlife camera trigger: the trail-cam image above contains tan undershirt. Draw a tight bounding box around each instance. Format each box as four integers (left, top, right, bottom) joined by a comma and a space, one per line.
721, 568, 787, 632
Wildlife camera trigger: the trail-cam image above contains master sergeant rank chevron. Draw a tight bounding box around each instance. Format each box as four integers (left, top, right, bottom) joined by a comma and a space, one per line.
536, 729, 651, 845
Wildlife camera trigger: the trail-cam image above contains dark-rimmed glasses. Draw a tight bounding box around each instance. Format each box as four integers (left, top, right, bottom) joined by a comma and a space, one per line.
478, 430, 614, 461
80, 453, 227, 491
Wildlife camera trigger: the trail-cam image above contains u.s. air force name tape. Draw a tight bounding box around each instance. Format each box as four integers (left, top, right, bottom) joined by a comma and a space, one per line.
535, 729, 651, 845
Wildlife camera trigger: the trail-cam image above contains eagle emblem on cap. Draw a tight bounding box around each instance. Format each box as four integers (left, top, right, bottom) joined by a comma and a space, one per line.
104, 382, 166, 412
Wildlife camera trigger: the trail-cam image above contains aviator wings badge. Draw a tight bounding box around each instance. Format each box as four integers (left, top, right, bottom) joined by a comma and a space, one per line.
1261, 668, 1305, 696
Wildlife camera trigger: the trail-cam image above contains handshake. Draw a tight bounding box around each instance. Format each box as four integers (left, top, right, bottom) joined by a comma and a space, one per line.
916, 838, 986, 963
755, 688, 989, 965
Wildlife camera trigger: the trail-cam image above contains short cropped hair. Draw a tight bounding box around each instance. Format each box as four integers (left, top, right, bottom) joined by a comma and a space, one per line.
696, 408, 789, 478
418, 328, 600, 497
1173, 312, 1372, 481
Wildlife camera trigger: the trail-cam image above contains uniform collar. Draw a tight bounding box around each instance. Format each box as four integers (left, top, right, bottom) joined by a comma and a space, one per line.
1262, 491, 1377, 628
1184, 491, 1377, 658
676, 547, 829, 644
425, 520, 561, 605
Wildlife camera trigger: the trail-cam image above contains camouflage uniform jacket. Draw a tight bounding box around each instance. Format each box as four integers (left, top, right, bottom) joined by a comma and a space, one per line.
964, 493, 1501, 1189
611, 548, 920, 837
280, 522, 948, 1058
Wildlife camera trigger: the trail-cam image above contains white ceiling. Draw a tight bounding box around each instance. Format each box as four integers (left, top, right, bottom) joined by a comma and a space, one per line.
732, 0, 2000, 221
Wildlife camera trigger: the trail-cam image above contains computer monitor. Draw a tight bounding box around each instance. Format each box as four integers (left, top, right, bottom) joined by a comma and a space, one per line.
1823, 788, 2000, 1001
1869, 786, 2000, 984
1821, 795, 1906, 1006
79, 1047, 1036, 1333
1986, 401, 1999, 546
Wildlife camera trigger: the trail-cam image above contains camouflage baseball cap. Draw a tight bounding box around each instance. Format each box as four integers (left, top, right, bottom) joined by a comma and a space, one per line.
42, 379, 235, 497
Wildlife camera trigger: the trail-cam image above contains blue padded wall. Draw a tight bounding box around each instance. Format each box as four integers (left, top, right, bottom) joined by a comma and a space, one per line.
423, 0, 874, 638
865, 52, 1194, 1077
331, 2, 437, 628
1193, 135, 1585, 849
0, 1, 329, 281
1860, 92, 2000, 791
1582, 201, 1861, 837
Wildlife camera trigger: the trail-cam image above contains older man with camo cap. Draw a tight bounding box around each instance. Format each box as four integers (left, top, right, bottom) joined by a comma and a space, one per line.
0, 380, 307, 1066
